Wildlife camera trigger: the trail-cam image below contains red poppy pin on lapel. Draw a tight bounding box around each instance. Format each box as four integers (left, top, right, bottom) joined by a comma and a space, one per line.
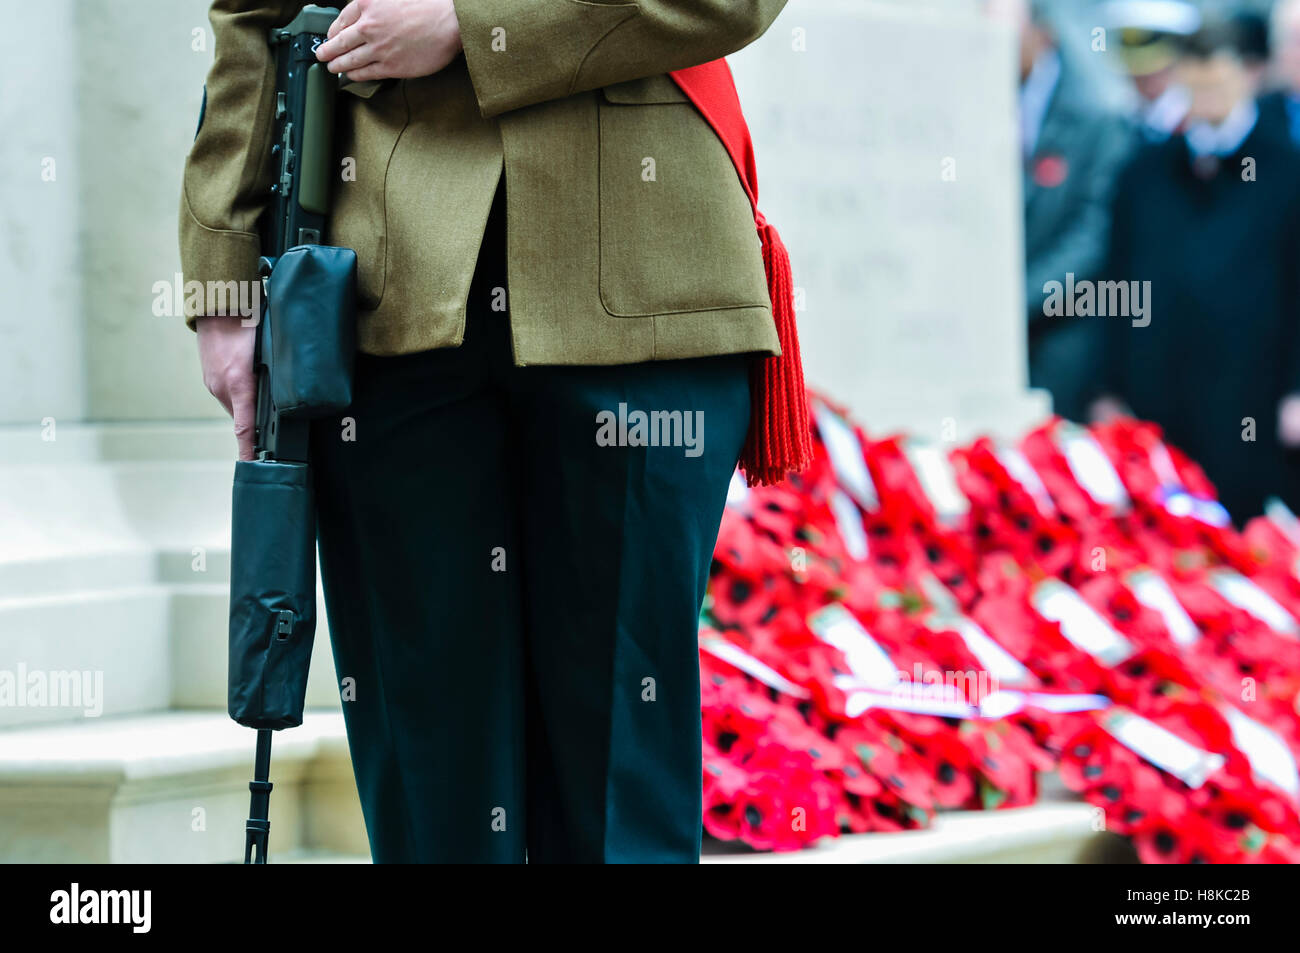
1032, 154, 1069, 188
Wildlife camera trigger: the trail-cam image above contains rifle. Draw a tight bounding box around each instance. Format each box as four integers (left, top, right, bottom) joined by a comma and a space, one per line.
230, 4, 356, 865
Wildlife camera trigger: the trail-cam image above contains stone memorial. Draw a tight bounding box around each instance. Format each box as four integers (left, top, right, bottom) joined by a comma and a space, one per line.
729, 0, 1049, 441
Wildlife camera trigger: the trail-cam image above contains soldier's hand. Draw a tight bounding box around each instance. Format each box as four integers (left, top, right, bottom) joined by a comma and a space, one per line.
316, 0, 462, 82
197, 316, 258, 462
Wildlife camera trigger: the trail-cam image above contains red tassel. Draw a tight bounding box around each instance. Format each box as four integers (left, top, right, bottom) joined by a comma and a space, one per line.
739, 218, 813, 487
666, 61, 813, 485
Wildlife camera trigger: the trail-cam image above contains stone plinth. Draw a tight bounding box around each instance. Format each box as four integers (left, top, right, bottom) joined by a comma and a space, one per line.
729, 0, 1049, 441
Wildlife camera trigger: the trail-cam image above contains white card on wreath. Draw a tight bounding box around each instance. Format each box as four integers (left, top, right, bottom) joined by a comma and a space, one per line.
1031, 579, 1136, 666
1208, 569, 1299, 637
904, 441, 969, 521
1125, 568, 1200, 647
1101, 709, 1225, 789
1221, 704, 1300, 800
1055, 423, 1129, 509
995, 445, 1055, 515
812, 401, 880, 512
700, 637, 811, 699
829, 489, 869, 561
808, 604, 898, 690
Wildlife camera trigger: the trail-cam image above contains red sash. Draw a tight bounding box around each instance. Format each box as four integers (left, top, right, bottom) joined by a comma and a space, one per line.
670, 60, 812, 487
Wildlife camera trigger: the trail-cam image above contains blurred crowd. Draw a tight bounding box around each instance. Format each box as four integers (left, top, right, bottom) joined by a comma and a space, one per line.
993, 0, 1300, 523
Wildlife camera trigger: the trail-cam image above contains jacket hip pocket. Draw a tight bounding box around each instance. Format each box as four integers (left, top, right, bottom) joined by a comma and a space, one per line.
597, 78, 770, 318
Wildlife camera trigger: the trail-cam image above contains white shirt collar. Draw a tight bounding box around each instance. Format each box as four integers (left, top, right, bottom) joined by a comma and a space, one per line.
1184, 99, 1259, 159
1142, 84, 1190, 137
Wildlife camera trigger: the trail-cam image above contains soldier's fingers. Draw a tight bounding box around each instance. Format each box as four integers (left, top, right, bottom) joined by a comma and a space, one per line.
317, 21, 367, 63
327, 0, 361, 40
232, 393, 256, 462
343, 62, 388, 82
324, 43, 379, 76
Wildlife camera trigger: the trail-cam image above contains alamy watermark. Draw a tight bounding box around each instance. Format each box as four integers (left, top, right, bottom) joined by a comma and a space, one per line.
891, 664, 1000, 707
152, 273, 261, 323
596, 403, 705, 458
0, 663, 103, 717
50, 884, 150, 933
1043, 273, 1151, 327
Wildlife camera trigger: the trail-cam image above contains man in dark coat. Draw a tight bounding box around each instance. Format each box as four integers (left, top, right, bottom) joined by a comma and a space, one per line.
1104, 19, 1300, 522
1014, 3, 1135, 421
1258, 0, 1300, 148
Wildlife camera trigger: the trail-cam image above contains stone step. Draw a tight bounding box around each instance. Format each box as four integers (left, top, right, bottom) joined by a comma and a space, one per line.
0, 579, 342, 729
0, 421, 235, 466
277, 849, 372, 864
0, 587, 173, 728
0, 709, 367, 863
0, 461, 233, 601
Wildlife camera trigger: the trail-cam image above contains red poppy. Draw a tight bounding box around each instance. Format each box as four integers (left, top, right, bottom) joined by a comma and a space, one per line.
1032, 154, 1069, 188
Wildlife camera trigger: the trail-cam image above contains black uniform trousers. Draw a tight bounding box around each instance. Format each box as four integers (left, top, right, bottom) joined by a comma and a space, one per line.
310, 189, 750, 862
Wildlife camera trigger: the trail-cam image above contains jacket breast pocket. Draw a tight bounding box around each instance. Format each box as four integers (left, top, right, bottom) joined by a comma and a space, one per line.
326, 85, 408, 311
598, 76, 770, 318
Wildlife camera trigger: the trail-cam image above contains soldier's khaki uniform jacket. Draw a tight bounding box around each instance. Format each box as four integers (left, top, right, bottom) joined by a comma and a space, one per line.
180, 0, 786, 364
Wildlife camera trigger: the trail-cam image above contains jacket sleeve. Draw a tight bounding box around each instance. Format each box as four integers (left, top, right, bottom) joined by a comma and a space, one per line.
178, 0, 305, 330
1025, 114, 1136, 325
454, 0, 789, 118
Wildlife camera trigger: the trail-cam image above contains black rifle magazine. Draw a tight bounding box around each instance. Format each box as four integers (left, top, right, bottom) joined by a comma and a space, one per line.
263, 245, 357, 418
228, 459, 318, 730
